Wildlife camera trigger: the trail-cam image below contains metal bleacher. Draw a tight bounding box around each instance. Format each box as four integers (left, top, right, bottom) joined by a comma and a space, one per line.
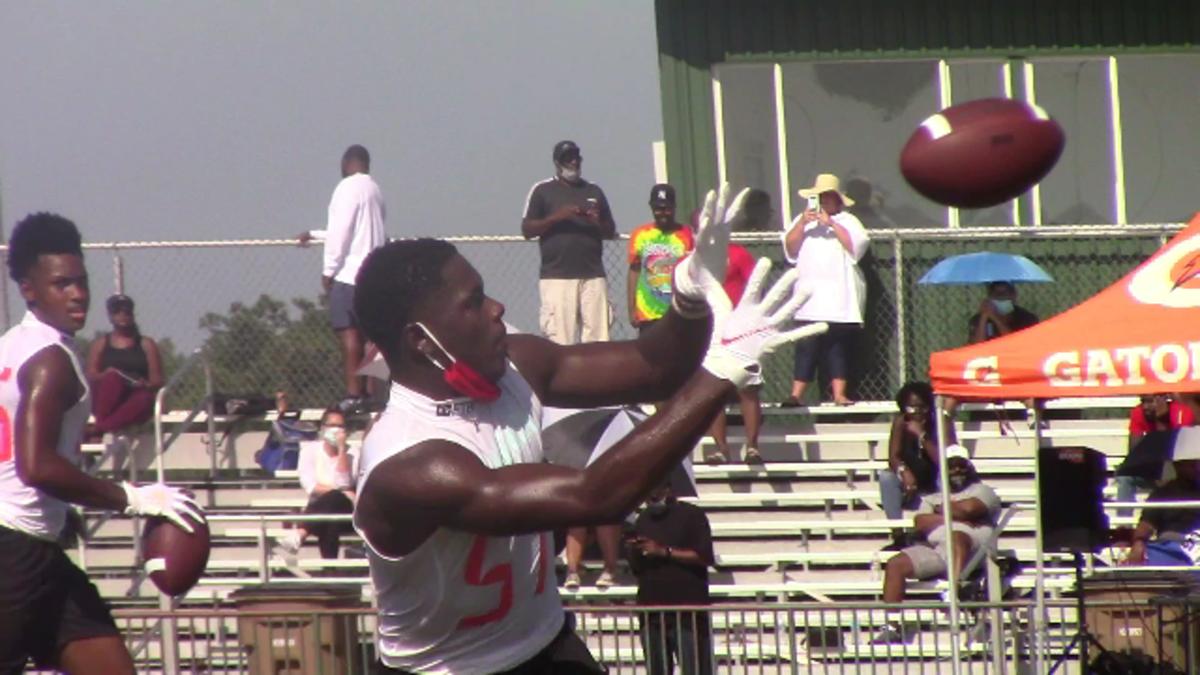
73, 397, 1137, 604
66, 396, 1142, 672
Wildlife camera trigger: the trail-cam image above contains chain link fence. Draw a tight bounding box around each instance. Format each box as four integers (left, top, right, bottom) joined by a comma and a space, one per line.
4, 226, 1177, 410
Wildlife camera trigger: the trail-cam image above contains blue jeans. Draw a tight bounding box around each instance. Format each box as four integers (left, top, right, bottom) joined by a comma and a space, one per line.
879, 470, 924, 520
1115, 476, 1144, 517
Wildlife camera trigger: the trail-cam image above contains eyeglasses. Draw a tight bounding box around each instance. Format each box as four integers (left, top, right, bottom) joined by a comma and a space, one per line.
109, 305, 133, 315
903, 406, 929, 415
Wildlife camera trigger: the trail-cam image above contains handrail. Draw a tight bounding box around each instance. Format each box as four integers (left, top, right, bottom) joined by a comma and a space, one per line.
153, 348, 215, 484
150, 347, 212, 675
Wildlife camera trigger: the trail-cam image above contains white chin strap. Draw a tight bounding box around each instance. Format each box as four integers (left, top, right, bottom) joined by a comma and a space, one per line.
413, 321, 455, 371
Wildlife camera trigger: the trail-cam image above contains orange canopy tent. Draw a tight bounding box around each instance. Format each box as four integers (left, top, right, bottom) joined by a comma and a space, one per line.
925, 214, 1200, 670
930, 213, 1200, 399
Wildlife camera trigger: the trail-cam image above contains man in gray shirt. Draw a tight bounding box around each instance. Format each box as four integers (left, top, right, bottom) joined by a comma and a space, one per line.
521, 140, 617, 344
874, 445, 1002, 643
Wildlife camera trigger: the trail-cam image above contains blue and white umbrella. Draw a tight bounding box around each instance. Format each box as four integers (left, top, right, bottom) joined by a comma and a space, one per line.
918, 251, 1054, 285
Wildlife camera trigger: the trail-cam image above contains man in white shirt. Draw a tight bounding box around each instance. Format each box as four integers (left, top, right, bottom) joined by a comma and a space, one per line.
781, 173, 869, 406
299, 145, 387, 413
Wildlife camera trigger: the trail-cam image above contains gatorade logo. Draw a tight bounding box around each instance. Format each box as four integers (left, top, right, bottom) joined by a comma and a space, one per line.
1128, 232, 1200, 309
963, 356, 1001, 387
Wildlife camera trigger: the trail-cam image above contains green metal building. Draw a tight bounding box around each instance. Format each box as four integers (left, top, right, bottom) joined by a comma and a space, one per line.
652, 0, 1200, 401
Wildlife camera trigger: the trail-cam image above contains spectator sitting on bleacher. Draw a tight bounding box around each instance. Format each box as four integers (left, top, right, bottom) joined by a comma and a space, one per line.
1125, 459, 1200, 566
880, 382, 957, 550
874, 445, 1001, 644
952, 281, 1041, 423
1117, 394, 1199, 513
84, 293, 164, 439
275, 407, 357, 560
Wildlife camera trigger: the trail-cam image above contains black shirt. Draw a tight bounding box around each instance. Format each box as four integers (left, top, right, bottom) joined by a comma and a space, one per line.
897, 430, 939, 493
99, 334, 150, 380
967, 306, 1039, 342
630, 500, 714, 605
523, 177, 614, 279
1142, 479, 1200, 537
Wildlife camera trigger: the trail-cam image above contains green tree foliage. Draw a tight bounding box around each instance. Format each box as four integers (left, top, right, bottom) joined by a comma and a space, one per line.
168, 295, 341, 410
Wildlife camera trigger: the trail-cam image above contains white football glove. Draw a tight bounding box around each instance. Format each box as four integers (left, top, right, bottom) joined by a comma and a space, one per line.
672, 184, 750, 316
702, 258, 829, 389
121, 482, 206, 534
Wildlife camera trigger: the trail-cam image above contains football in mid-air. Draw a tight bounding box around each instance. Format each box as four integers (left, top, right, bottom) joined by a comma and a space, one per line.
900, 98, 1065, 209
142, 516, 211, 596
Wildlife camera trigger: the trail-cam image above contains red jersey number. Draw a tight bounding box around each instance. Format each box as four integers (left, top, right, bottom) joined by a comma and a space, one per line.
457, 532, 552, 630
0, 368, 12, 462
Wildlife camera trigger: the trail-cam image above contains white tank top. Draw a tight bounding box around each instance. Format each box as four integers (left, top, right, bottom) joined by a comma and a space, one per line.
354, 363, 564, 674
0, 312, 91, 540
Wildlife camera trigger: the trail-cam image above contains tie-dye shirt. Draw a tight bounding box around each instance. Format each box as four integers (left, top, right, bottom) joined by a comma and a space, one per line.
628, 223, 694, 323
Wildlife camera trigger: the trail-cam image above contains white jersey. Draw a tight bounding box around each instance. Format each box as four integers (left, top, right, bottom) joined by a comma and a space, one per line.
0, 312, 91, 540
354, 363, 563, 674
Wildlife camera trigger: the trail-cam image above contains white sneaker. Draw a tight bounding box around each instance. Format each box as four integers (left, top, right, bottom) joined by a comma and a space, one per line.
595, 571, 615, 590
871, 622, 908, 645
563, 572, 581, 591
275, 530, 303, 555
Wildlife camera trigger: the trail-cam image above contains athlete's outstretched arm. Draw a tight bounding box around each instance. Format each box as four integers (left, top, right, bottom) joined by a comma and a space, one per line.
357, 260, 826, 556
356, 368, 732, 556
507, 308, 710, 408
15, 346, 127, 510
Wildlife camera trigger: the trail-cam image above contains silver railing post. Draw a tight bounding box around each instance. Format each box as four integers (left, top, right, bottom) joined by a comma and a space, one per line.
159, 594, 179, 675
112, 247, 125, 295
893, 235, 907, 386
204, 360, 216, 478
259, 517, 270, 583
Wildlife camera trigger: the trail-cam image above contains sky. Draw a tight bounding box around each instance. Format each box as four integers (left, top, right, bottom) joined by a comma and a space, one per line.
0, 2, 663, 344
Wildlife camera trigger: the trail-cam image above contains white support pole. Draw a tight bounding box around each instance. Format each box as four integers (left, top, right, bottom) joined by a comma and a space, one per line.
1022, 62, 1043, 226
772, 63, 793, 227
1108, 56, 1128, 225
934, 395, 963, 674
113, 250, 125, 295
651, 141, 669, 185
938, 60, 959, 228
711, 71, 726, 186
1003, 61, 1021, 227
1032, 402, 1047, 673
159, 593, 179, 675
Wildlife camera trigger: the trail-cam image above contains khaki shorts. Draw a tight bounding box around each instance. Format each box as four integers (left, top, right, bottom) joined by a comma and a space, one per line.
902, 524, 989, 579
538, 277, 610, 345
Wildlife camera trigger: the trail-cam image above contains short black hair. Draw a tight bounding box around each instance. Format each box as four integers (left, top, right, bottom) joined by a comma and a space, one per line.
321, 406, 345, 426
894, 381, 934, 409
354, 239, 459, 359
342, 144, 370, 169
7, 212, 84, 282
741, 188, 773, 231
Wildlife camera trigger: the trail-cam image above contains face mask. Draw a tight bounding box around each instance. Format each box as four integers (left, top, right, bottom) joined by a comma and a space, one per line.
556, 163, 581, 183
990, 299, 1015, 316
322, 427, 342, 445
646, 501, 669, 516
948, 464, 975, 492
413, 322, 501, 403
